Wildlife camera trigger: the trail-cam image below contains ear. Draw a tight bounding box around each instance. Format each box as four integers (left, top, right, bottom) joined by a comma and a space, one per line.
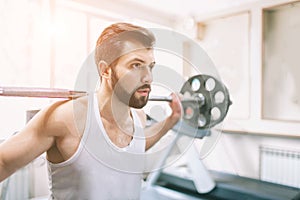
97, 60, 111, 79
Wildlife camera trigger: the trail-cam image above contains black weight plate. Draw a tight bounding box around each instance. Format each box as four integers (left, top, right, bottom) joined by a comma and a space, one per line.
180, 74, 231, 129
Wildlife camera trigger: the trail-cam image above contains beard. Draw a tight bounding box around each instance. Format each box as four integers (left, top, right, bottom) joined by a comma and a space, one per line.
111, 70, 151, 109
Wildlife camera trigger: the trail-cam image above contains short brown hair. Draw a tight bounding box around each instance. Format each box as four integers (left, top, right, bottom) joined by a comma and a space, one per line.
94, 23, 155, 67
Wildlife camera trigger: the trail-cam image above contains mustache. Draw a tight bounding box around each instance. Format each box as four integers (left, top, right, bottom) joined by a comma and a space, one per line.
136, 84, 151, 91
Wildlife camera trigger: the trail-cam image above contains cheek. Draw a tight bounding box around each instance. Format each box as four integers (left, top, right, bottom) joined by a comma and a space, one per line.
114, 70, 141, 92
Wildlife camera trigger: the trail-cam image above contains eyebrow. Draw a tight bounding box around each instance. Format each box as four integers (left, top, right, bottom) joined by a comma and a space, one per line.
126, 58, 156, 66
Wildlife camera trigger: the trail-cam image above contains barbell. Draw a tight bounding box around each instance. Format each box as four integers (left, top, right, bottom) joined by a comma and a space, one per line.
0, 74, 231, 129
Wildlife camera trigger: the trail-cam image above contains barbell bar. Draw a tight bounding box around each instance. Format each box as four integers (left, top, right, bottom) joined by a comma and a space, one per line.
0, 74, 232, 129
0, 87, 87, 99
0, 87, 205, 104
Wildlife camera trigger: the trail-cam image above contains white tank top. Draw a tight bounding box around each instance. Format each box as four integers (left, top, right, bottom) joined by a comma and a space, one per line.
47, 93, 146, 200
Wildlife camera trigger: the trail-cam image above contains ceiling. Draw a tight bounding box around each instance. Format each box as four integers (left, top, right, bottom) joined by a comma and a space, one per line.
71, 0, 260, 26
122, 0, 259, 16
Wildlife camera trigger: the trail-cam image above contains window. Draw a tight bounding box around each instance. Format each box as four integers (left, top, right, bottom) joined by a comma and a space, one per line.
262, 2, 300, 122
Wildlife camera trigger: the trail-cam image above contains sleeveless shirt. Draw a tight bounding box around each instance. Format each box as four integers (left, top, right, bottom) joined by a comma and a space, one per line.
47, 93, 146, 200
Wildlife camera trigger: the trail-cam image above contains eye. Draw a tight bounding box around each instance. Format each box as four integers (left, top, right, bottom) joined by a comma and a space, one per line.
132, 63, 142, 69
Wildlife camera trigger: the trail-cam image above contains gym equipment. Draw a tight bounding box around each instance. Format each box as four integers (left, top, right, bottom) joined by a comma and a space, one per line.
148, 74, 231, 129
141, 75, 231, 195
179, 74, 231, 129
0, 87, 87, 99
0, 74, 231, 130
146, 170, 300, 200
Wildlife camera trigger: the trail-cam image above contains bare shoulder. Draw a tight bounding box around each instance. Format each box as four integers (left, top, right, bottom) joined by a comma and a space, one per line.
0, 96, 90, 172
42, 96, 89, 138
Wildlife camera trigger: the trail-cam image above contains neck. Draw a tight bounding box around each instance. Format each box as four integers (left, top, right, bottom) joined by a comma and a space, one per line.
96, 87, 132, 126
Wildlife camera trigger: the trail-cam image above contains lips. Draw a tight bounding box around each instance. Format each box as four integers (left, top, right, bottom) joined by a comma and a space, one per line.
136, 85, 151, 96
137, 88, 150, 92
136, 89, 150, 96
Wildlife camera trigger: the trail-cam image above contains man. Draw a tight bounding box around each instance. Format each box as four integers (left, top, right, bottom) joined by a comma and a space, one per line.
0, 23, 182, 199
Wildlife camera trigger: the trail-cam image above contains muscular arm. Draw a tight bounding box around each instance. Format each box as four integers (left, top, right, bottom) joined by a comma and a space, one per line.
144, 117, 178, 150
142, 93, 182, 150
0, 101, 67, 181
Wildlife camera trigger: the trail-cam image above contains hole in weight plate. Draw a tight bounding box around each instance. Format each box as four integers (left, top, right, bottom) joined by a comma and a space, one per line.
214, 91, 225, 104
198, 114, 207, 127
205, 78, 215, 91
191, 78, 201, 91
211, 107, 221, 121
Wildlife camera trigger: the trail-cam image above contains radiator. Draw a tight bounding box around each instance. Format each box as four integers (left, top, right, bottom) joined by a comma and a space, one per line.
260, 146, 300, 188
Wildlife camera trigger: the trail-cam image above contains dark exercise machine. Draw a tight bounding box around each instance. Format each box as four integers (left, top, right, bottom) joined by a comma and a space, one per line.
153, 170, 300, 200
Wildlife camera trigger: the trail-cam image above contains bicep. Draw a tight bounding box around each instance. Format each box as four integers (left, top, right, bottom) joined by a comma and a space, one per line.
0, 100, 70, 177
0, 111, 55, 174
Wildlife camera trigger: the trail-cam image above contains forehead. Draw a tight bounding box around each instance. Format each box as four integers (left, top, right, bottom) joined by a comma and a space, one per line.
117, 41, 154, 64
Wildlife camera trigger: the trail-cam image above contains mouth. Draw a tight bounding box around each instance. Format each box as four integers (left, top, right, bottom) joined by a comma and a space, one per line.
136, 88, 150, 97
135, 84, 151, 97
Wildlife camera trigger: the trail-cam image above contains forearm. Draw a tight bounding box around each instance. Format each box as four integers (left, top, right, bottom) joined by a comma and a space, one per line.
145, 93, 182, 150
0, 158, 16, 182
0, 139, 22, 182
0, 141, 32, 182
145, 116, 177, 150
0, 125, 53, 182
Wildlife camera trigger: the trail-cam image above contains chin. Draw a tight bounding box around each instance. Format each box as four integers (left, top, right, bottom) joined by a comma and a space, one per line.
129, 96, 148, 109
131, 101, 148, 109
132, 105, 145, 109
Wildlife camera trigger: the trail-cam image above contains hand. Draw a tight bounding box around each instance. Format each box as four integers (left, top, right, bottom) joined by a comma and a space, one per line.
167, 92, 182, 127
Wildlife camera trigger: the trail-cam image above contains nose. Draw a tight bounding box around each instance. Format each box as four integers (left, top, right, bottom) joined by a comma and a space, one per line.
141, 66, 153, 84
